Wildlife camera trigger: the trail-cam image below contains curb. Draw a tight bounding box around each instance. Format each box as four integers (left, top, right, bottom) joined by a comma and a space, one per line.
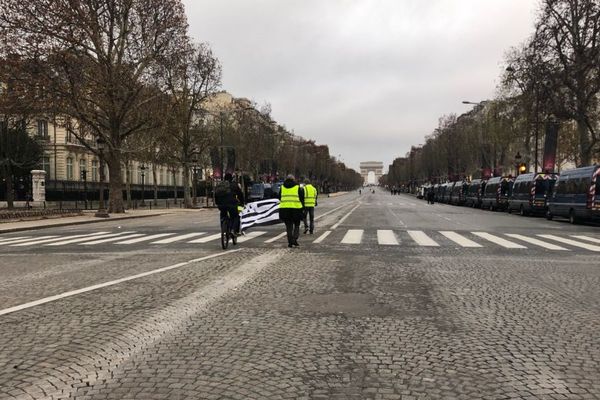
0, 212, 180, 234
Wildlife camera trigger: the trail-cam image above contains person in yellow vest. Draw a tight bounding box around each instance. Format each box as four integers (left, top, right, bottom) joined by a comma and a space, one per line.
278, 174, 305, 248
302, 178, 318, 234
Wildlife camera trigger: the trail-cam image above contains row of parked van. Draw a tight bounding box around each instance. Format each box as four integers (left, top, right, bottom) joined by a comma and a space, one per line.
419, 165, 600, 224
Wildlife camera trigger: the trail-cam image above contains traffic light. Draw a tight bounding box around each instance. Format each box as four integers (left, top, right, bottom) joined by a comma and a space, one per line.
518, 163, 527, 174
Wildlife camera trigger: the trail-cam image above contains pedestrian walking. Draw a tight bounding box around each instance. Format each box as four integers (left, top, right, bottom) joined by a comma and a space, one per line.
279, 174, 304, 248
302, 178, 318, 234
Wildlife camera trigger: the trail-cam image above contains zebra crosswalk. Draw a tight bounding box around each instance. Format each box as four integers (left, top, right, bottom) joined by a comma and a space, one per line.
1, 229, 599, 253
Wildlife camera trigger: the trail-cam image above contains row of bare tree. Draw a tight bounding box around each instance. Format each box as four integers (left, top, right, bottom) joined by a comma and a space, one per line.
0, 0, 361, 211
383, 0, 600, 188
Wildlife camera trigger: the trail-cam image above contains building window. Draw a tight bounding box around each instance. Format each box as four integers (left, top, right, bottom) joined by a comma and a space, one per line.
66, 157, 73, 180
79, 158, 86, 181
37, 120, 48, 138
41, 156, 51, 179
91, 160, 98, 181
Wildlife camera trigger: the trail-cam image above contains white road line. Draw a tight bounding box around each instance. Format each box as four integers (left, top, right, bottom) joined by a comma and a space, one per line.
80, 234, 145, 245
151, 233, 206, 244
236, 231, 267, 243
341, 229, 363, 244
314, 201, 354, 221
538, 234, 600, 252
407, 231, 439, 247
264, 232, 287, 243
47, 232, 135, 246
0, 236, 34, 245
472, 232, 527, 249
0, 250, 241, 317
439, 231, 482, 248
331, 203, 361, 229
189, 233, 221, 243
313, 230, 331, 244
505, 234, 568, 251
571, 235, 600, 245
377, 230, 399, 245
11, 232, 110, 247
116, 233, 174, 244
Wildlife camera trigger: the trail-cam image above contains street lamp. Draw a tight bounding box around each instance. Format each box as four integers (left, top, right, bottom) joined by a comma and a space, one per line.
81, 167, 88, 210
192, 157, 199, 207
95, 137, 109, 218
140, 164, 146, 207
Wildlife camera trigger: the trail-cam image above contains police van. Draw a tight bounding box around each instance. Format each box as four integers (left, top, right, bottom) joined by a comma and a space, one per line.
508, 173, 557, 216
481, 176, 514, 211
547, 165, 600, 224
448, 181, 468, 205
465, 179, 486, 208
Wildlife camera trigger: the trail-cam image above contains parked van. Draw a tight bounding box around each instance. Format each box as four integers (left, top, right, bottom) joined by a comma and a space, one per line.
440, 182, 452, 203
547, 165, 600, 223
481, 176, 514, 211
465, 179, 486, 208
449, 181, 469, 205
508, 173, 558, 216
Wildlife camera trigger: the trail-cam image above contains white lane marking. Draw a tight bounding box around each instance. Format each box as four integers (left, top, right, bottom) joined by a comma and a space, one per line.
11, 232, 110, 247
571, 235, 600, 245
264, 232, 287, 243
236, 231, 267, 243
331, 203, 361, 229
377, 230, 399, 245
116, 233, 174, 244
46, 232, 134, 246
80, 234, 145, 245
341, 229, 363, 244
538, 234, 600, 252
472, 232, 527, 249
408, 203, 416, 206
0, 236, 30, 244
0, 250, 241, 317
313, 230, 331, 244
151, 233, 206, 244
505, 234, 568, 251
387, 203, 393, 206
189, 233, 221, 243
314, 201, 354, 221
407, 231, 439, 247
0, 236, 36, 245
439, 231, 482, 248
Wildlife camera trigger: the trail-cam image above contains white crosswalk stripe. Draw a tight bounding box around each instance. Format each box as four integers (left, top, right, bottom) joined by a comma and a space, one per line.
236, 231, 267, 243
264, 232, 287, 243
151, 233, 206, 244
377, 230, 399, 245
80, 233, 145, 245
0, 236, 34, 245
47, 232, 135, 246
505, 234, 568, 251
341, 229, 363, 244
571, 235, 600, 245
439, 231, 482, 248
313, 230, 331, 244
11, 232, 110, 247
407, 230, 439, 247
115, 233, 174, 244
472, 232, 527, 249
189, 233, 222, 243
538, 234, 600, 252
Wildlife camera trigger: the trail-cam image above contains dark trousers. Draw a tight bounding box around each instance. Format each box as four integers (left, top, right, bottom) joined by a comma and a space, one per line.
284, 219, 300, 245
303, 207, 315, 232
219, 206, 240, 232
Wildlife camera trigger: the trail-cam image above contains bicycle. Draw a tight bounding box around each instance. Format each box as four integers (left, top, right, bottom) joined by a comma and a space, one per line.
220, 209, 238, 250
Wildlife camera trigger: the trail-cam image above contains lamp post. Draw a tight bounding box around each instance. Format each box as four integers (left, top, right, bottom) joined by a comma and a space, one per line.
140, 164, 146, 207
95, 138, 109, 218
515, 151, 522, 176
192, 157, 199, 207
81, 167, 87, 210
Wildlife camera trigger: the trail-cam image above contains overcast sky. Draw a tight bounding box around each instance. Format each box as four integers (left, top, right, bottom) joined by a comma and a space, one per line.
182, 0, 539, 172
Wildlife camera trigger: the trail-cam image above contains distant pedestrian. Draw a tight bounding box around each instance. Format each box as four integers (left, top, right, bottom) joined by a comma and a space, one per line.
279, 174, 304, 248
302, 178, 317, 234
427, 188, 435, 204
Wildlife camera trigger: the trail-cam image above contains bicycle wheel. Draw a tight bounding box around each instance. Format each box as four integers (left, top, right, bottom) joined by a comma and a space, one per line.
221, 218, 229, 249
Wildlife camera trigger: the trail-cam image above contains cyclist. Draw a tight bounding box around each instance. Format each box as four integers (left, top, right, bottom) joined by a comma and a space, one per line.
215, 173, 245, 236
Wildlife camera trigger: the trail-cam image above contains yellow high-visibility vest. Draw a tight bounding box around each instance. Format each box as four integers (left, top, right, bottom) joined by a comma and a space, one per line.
280, 185, 302, 209
304, 184, 317, 207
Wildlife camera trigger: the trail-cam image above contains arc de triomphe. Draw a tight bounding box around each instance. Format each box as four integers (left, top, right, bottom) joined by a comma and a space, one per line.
360, 161, 383, 185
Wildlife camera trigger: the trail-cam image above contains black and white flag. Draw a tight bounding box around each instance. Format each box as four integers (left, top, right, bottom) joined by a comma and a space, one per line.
240, 199, 281, 231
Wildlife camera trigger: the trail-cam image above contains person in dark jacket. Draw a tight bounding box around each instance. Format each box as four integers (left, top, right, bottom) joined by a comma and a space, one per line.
278, 174, 305, 247
217, 173, 245, 234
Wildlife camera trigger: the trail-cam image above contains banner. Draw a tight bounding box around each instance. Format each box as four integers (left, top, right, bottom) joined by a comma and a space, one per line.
542, 120, 560, 173
240, 198, 281, 231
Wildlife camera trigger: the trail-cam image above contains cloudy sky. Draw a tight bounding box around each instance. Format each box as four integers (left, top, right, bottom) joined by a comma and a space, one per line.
182, 0, 538, 172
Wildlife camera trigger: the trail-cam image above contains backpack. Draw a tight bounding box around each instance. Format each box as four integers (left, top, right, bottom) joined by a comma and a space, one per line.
214, 181, 232, 205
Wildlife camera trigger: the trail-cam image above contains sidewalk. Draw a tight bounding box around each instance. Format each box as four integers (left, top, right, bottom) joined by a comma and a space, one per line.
0, 208, 210, 234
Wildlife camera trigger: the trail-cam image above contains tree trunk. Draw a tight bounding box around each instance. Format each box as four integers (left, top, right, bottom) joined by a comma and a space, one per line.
183, 164, 191, 208
576, 116, 591, 167
152, 165, 158, 206
5, 170, 14, 209
106, 152, 125, 213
